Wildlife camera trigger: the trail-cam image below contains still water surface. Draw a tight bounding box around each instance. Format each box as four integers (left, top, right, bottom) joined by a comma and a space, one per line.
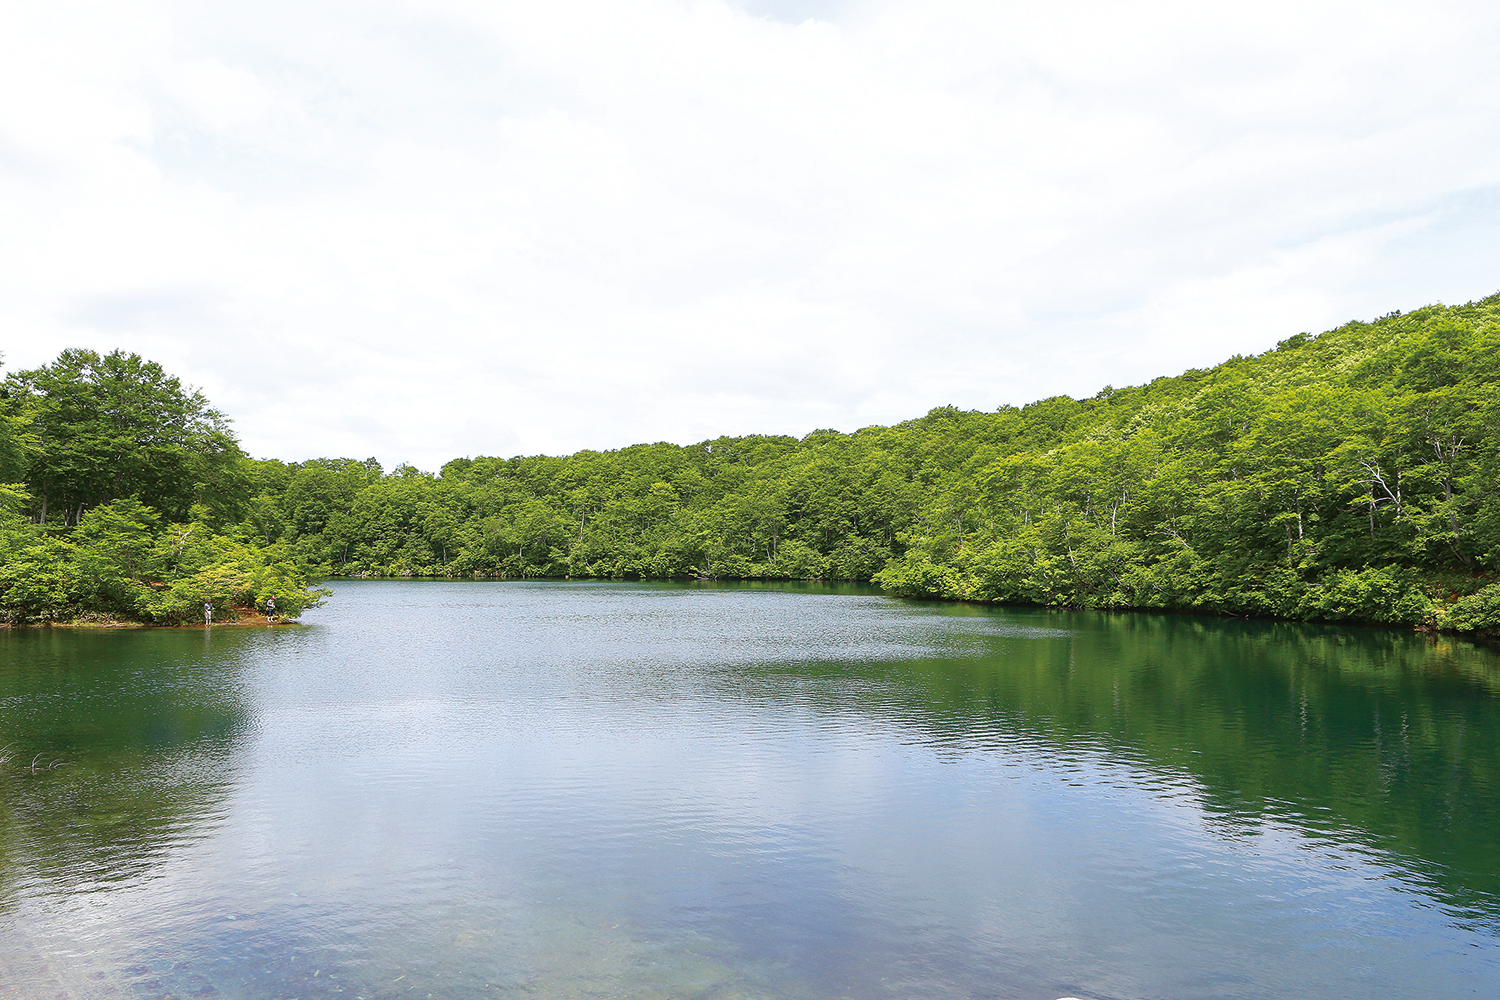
2, 580, 1498, 999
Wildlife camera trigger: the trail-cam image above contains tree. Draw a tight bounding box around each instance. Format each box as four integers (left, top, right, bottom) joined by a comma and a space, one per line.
70, 498, 161, 615
5, 349, 248, 525
0, 353, 35, 483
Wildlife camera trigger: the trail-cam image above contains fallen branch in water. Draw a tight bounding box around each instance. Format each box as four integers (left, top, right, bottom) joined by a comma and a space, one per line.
2, 749, 70, 773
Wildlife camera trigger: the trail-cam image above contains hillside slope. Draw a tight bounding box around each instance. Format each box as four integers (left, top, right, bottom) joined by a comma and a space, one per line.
239, 292, 1500, 633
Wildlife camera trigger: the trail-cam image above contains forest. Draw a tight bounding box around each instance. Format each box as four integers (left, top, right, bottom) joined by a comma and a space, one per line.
4, 292, 1500, 633
0, 349, 325, 624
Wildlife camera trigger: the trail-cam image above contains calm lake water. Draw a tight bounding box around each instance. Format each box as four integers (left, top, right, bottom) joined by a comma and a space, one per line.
2, 580, 1499, 999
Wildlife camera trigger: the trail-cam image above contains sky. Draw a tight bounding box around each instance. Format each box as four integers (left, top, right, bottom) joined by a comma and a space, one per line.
3, 0, 1499, 472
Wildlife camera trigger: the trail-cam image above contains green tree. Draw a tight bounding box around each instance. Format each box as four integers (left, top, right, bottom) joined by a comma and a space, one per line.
69, 498, 161, 615
5, 349, 249, 525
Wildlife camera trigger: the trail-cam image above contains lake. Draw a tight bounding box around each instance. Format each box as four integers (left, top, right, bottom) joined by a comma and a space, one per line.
1, 580, 1498, 999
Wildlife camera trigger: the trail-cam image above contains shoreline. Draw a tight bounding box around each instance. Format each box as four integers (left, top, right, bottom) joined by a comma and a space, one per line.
3, 614, 302, 630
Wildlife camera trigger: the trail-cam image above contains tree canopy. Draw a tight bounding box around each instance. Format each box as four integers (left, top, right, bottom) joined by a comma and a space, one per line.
2, 349, 249, 526
225, 294, 1500, 634
0, 350, 320, 624
7, 293, 1500, 634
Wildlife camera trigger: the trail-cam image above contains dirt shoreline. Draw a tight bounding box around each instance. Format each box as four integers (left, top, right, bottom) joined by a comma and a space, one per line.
3, 612, 302, 629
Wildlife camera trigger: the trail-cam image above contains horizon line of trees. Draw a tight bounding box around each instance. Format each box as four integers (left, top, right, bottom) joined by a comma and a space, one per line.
5, 292, 1500, 634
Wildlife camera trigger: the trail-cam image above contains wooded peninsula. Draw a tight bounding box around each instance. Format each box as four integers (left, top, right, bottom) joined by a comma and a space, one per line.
4, 293, 1500, 634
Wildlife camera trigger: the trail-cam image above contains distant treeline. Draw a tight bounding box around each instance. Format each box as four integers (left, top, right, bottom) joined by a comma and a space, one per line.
5, 293, 1500, 632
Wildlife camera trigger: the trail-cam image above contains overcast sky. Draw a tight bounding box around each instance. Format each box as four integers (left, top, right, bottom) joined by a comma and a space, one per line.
3, 0, 1499, 471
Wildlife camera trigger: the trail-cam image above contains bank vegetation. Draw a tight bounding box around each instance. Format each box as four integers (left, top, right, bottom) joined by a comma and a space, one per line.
5, 294, 1500, 634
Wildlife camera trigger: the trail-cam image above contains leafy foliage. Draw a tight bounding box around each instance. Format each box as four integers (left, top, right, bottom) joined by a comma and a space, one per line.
7, 293, 1500, 633
0, 353, 325, 625
2, 349, 250, 526
228, 293, 1500, 634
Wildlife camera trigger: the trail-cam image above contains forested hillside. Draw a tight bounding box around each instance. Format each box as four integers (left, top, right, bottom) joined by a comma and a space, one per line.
0, 349, 325, 624
5, 293, 1500, 632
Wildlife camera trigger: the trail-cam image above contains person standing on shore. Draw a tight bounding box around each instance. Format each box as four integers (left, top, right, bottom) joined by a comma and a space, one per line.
266, 596, 275, 623
204, 600, 213, 625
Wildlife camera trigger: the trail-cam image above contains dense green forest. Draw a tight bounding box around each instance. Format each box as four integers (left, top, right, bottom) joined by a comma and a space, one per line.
5, 293, 1500, 632
0, 349, 325, 624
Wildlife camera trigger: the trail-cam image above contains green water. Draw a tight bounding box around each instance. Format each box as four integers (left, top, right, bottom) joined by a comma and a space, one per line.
1, 581, 1497, 999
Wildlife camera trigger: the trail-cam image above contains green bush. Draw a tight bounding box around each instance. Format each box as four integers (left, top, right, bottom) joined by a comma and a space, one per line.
1441, 584, 1500, 635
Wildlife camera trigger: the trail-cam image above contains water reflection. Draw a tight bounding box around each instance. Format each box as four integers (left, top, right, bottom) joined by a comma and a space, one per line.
1, 583, 1497, 1000
725, 606, 1500, 926
0, 628, 252, 905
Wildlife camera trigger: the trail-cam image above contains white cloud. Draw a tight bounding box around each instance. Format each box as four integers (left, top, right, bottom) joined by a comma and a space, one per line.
2, 0, 1499, 470
167, 58, 274, 131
